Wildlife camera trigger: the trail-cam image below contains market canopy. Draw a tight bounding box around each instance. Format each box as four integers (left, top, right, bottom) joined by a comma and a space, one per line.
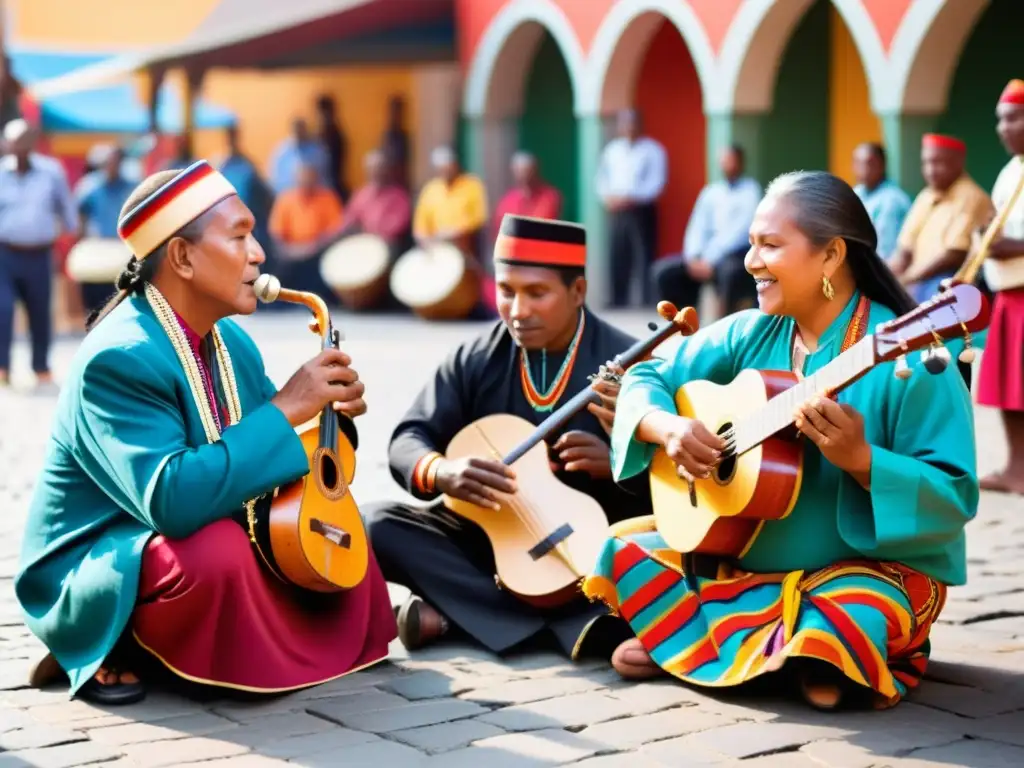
12, 48, 236, 133
26, 0, 454, 100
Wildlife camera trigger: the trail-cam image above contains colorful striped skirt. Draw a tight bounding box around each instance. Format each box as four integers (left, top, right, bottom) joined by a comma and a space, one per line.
581, 518, 946, 708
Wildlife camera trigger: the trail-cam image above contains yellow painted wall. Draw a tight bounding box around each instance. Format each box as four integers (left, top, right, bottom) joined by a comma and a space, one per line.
9, 0, 218, 48
828, 6, 882, 185
189, 66, 419, 191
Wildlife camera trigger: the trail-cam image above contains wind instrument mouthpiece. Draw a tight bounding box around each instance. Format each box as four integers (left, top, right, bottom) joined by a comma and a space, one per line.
253, 274, 281, 302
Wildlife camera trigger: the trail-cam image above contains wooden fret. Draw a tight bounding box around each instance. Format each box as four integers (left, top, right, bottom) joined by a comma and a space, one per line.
734, 337, 876, 455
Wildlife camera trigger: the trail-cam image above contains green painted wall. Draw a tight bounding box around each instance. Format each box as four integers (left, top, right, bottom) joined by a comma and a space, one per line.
518, 34, 579, 221
935, 0, 1021, 194
759, 0, 831, 186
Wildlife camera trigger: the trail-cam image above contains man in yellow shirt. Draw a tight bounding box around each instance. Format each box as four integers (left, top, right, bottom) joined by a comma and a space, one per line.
413, 146, 488, 260
891, 133, 993, 304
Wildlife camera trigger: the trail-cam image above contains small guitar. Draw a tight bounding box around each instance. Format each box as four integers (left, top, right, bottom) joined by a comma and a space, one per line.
249, 274, 368, 593
650, 285, 991, 558
443, 302, 699, 608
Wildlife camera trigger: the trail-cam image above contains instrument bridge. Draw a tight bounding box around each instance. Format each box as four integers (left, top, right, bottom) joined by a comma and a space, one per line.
528, 523, 574, 560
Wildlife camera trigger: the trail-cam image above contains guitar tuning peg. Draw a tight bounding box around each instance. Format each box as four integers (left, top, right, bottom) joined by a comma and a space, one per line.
922, 345, 952, 375
894, 354, 913, 380
958, 332, 976, 364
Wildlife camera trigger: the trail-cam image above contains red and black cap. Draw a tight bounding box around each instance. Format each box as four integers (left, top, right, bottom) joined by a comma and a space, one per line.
493, 214, 586, 270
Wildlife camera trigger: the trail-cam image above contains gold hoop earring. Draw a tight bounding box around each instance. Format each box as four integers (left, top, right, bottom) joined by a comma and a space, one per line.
822, 275, 835, 301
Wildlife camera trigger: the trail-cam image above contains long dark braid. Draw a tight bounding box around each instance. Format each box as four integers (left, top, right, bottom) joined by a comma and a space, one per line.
86, 170, 207, 331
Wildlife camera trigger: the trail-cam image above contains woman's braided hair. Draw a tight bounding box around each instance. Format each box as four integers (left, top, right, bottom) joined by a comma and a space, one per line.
86, 169, 211, 331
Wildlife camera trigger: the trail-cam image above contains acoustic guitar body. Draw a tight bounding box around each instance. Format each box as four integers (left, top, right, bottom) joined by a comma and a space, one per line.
262, 417, 368, 592
651, 369, 804, 558
444, 414, 611, 608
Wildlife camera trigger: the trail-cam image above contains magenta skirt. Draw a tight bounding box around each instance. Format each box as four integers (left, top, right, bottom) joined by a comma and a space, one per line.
977, 289, 1024, 413
131, 519, 397, 692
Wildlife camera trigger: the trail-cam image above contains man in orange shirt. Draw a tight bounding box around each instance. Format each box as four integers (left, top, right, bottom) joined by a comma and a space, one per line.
268, 162, 344, 297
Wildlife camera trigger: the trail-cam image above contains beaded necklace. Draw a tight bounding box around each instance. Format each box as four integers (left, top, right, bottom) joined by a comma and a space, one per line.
144, 283, 260, 537
519, 310, 585, 412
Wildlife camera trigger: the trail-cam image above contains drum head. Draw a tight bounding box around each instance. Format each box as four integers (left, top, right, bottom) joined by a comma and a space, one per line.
66, 239, 131, 284
320, 234, 390, 289
390, 243, 466, 308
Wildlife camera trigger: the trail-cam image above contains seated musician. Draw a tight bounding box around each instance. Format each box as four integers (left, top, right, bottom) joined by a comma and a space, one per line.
15, 161, 397, 705
364, 214, 652, 660
583, 171, 978, 711
412, 146, 487, 260
339, 148, 413, 258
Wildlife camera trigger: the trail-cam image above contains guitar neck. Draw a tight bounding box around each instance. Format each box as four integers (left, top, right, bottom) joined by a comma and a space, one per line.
733, 336, 876, 455
502, 316, 686, 465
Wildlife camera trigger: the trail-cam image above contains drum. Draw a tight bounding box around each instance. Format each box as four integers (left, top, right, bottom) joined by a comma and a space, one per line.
389, 242, 481, 321
65, 239, 130, 285
319, 234, 391, 311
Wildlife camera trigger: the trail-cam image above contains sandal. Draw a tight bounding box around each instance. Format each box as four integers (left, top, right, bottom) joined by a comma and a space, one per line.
77, 666, 146, 706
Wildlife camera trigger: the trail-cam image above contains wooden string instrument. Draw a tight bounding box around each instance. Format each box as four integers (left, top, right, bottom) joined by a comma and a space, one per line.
248, 273, 368, 592
650, 285, 991, 558
443, 301, 698, 608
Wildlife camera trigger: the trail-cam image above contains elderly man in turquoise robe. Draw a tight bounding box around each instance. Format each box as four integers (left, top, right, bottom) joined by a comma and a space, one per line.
16, 160, 397, 705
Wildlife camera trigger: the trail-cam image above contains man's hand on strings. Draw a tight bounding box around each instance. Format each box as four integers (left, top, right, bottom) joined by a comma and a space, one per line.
587, 363, 624, 436
551, 431, 612, 480
435, 457, 516, 511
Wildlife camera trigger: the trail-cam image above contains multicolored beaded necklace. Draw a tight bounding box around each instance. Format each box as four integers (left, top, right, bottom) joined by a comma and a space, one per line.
519, 310, 585, 412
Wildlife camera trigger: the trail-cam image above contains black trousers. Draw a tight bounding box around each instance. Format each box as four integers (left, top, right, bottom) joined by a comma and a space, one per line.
651, 246, 757, 316
363, 500, 631, 659
609, 203, 658, 308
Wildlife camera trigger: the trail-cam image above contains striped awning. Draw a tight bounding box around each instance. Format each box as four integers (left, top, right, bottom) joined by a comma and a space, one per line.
27, 0, 453, 99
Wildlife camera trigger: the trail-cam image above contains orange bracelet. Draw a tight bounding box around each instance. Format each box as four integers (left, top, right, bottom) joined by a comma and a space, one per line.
413, 452, 443, 493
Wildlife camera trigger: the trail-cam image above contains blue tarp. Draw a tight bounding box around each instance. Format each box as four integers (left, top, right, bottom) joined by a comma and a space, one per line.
10, 48, 236, 133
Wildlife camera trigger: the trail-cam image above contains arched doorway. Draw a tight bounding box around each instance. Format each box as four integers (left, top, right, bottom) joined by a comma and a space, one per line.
596, 14, 705, 261
519, 34, 579, 221
935, 0, 1022, 191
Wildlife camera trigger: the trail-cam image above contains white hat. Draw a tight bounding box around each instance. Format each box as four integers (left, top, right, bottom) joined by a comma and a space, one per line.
431, 145, 455, 168
2, 119, 30, 143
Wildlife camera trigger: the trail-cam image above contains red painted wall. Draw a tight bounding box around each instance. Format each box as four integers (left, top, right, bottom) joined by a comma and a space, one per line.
635, 20, 705, 260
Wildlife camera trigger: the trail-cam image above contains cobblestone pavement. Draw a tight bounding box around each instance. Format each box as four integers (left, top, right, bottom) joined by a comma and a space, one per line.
0, 308, 1022, 768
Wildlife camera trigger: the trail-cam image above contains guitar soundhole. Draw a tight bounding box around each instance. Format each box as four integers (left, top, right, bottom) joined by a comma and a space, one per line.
713, 422, 737, 486
312, 447, 347, 501
320, 454, 338, 490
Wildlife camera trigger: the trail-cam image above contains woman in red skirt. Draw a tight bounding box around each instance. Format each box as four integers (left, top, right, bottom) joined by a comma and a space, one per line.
978, 80, 1024, 496
17, 162, 397, 705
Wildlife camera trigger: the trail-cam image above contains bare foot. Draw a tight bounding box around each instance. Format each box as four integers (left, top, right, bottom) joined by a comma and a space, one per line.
611, 638, 664, 680
980, 471, 1024, 495
94, 668, 140, 686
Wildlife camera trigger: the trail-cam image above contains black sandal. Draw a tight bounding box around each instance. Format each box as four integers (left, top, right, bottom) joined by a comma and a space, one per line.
77, 667, 146, 706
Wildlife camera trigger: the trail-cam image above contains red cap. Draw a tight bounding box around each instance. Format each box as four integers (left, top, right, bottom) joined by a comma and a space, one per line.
922, 133, 966, 154
999, 79, 1024, 106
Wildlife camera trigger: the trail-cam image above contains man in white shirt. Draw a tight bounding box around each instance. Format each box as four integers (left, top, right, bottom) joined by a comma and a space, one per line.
651, 144, 761, 316
595, 109, 667, 307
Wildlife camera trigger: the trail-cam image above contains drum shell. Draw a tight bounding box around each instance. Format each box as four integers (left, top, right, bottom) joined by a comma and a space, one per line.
319, 234, 392, 311
389, 246, 481, 321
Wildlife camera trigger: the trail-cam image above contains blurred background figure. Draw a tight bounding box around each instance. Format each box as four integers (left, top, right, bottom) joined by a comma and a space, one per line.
491, 151, 561, 238
852, 142, 911, 262
0, 119, 76, 392
651, 144, 760, 317
596, 109, 666, 308
382, 95, 410, 190
217, 124, 275, 268
339, 148, 412, 258
315, 94, 349, 204
270, 118, 331, 195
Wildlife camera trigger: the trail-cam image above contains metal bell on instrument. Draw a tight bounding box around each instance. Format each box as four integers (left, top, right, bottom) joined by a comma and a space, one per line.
959, 334, 976, 364
894, 354, 913, 380
922, 345, 952, 375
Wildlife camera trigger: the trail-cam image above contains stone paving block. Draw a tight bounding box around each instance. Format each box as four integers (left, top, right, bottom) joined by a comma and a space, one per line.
476, 692, 635, 732
460, 675, 603, 706
965, 711, 1024, 747
428, 728, 609, 767
86, 711, 238, 745
287, 664, 408, 702
384, 668, 513, 700
293, 738, 428, 767
890, 738, 1024, 768
339, 698, 489, 733
566, 754, 678, 768
252, 727, 380, 759
177, 757, 291, 768
682, 721, 854, 760
739, 754, 824, 768
303, 689, 410, 724
0, 740, 124, 768
605, 681, 709, 714
198, 711, 337, 749
907, 680, 1019, 717
0, 706, 33, 733
0, 725, 86, 750
391, 718, 507, 753
120, 735, 250, 767
578, 708, 736, 749
800, 729, 965, 768
640, 736, 738, 766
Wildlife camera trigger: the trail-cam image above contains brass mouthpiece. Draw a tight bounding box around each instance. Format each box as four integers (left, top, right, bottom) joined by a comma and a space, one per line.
253, 274, 281, 302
